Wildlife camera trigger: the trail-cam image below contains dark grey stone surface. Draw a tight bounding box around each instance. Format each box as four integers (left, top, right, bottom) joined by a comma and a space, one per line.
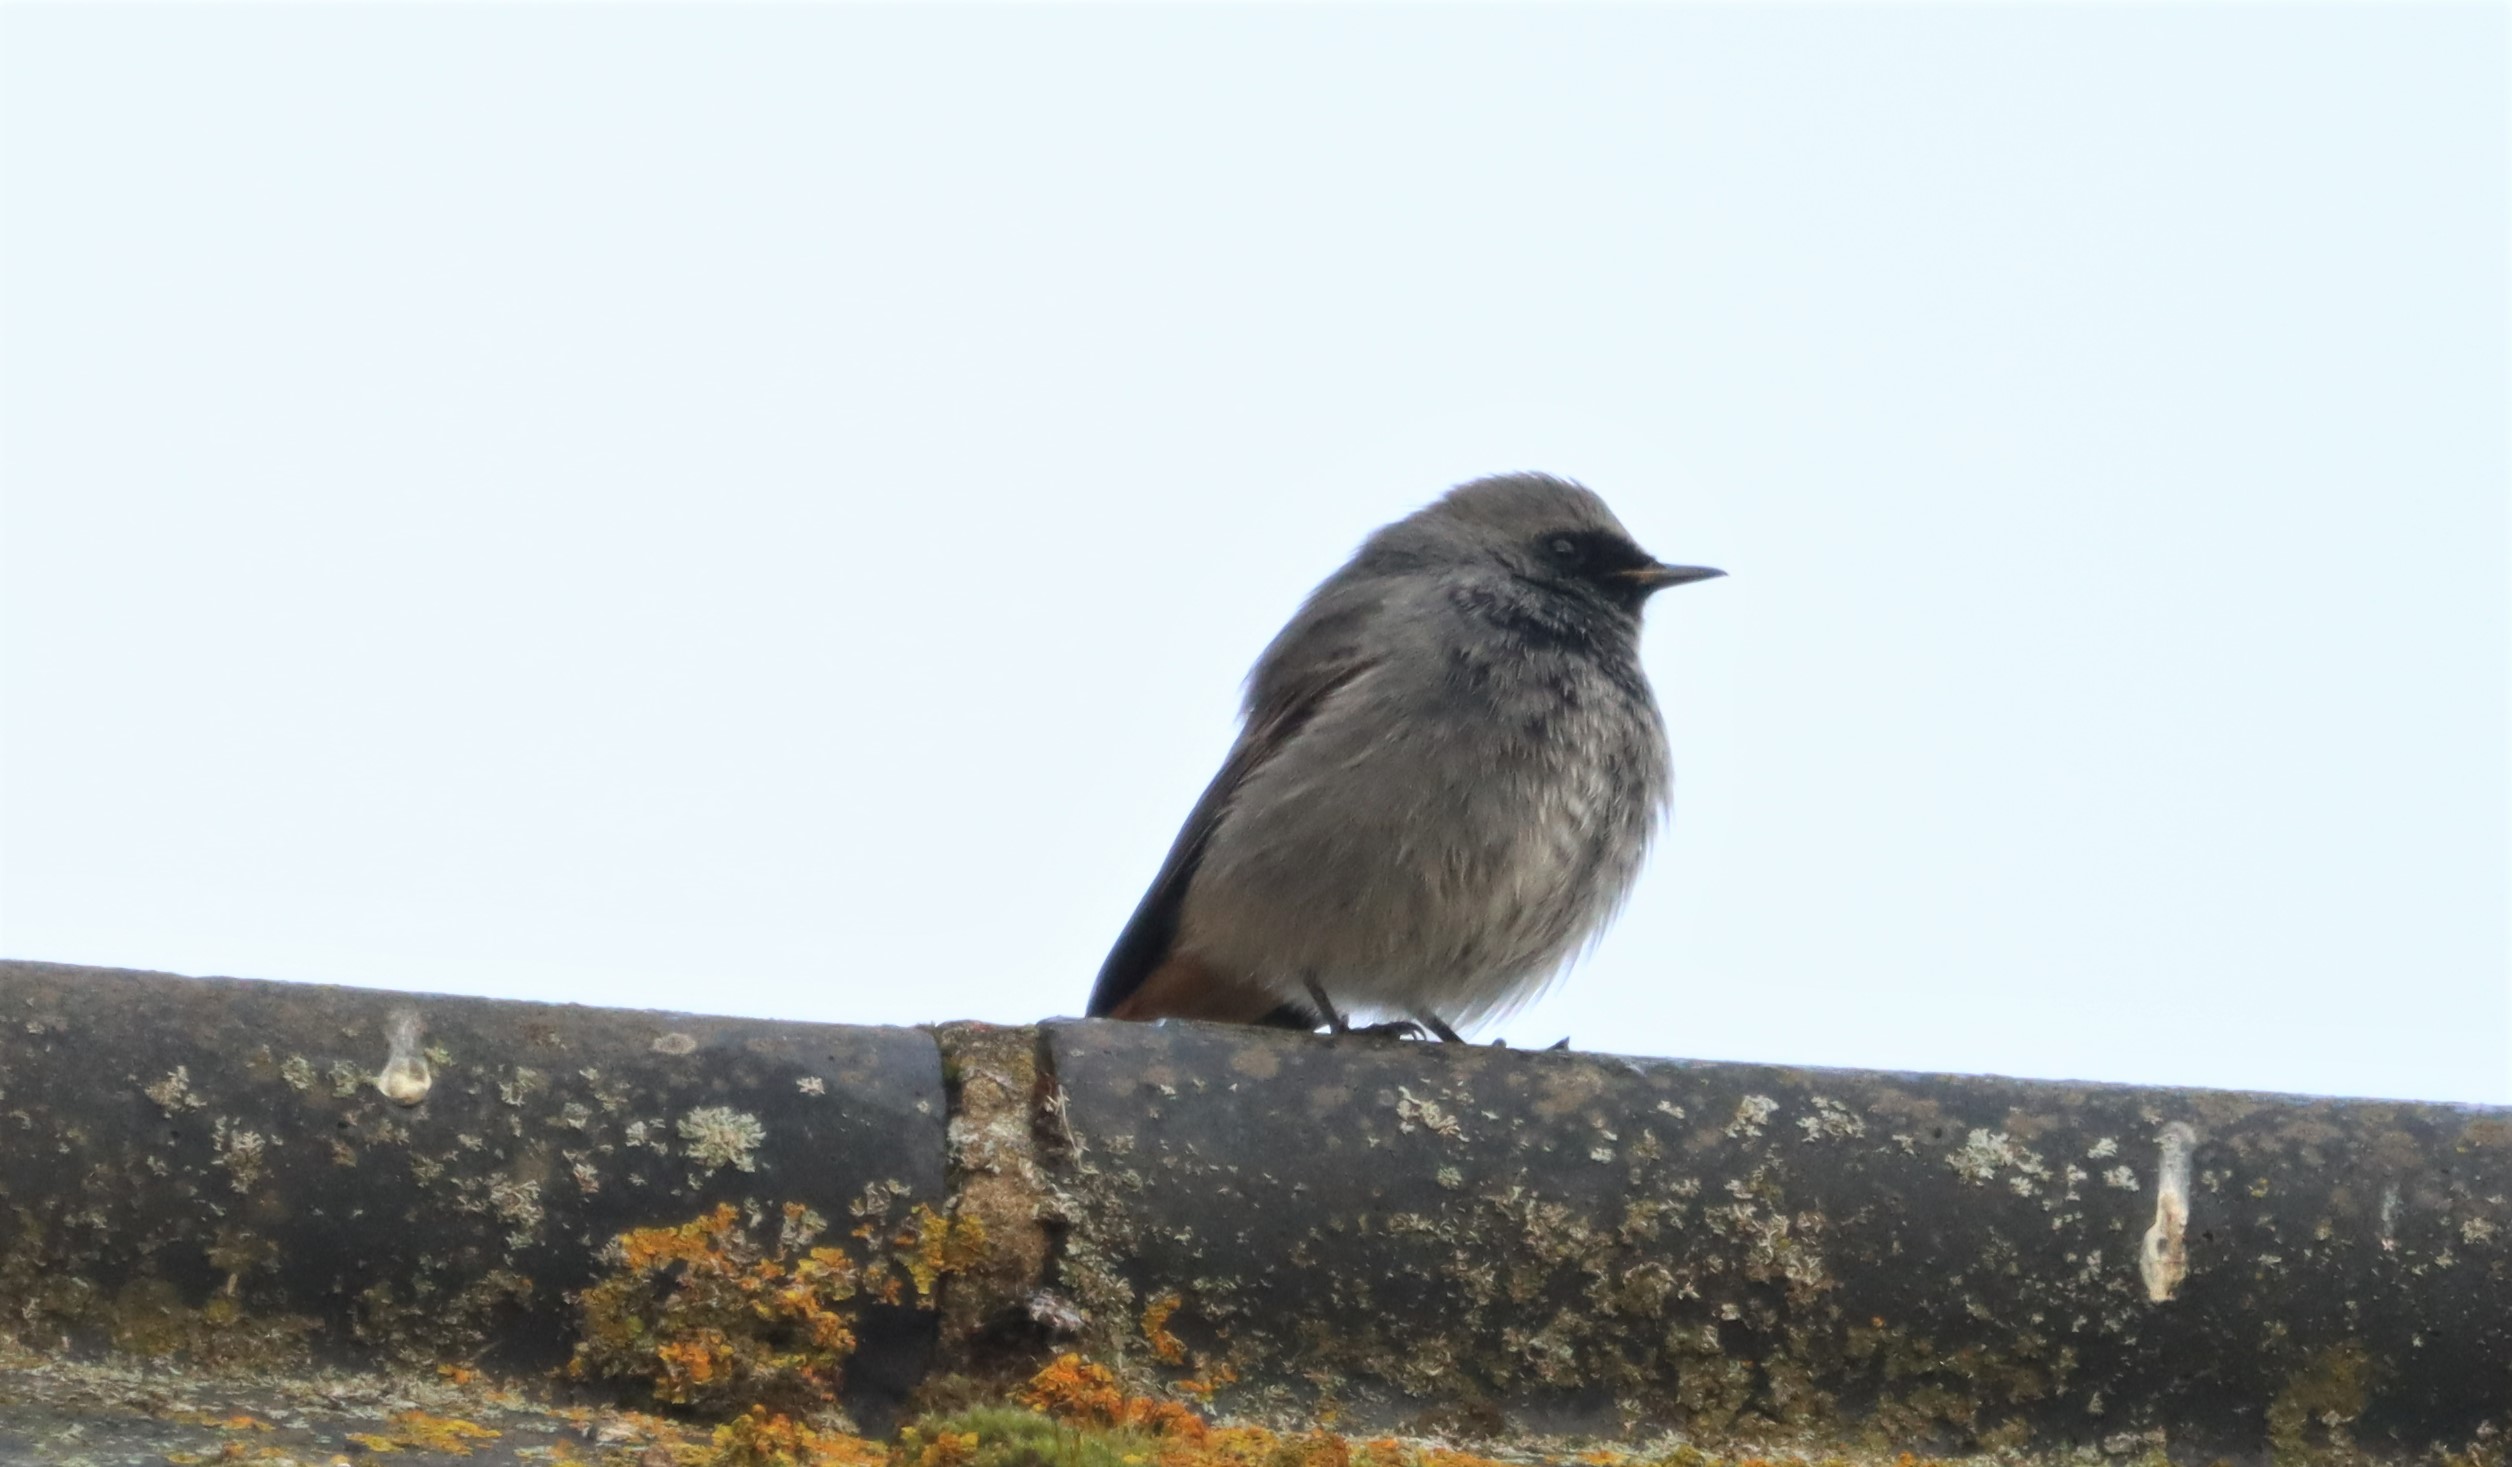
0, 960, 947, 1427
1042, 1018, 2512, 1460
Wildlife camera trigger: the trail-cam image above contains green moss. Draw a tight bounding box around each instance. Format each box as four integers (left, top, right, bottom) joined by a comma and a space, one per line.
2267, 1344, 2377, 1467
908, 1407, 1164, 1467
91, 1273, 317, 1369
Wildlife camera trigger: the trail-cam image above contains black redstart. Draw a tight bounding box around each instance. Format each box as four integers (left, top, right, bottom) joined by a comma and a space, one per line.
1086, 473, 1721, 1041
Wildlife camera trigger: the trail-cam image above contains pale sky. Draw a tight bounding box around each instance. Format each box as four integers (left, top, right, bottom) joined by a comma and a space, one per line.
3, 4, 2505, 1104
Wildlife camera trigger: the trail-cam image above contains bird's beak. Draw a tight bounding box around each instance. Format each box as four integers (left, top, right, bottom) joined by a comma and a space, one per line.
1615, 561, 1726, 592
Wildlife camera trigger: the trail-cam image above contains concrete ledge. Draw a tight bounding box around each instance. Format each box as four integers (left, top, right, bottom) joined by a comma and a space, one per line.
1043, 1019, 2511, 1458
0, 960, 947, 1428
2, 960, 2506, 1466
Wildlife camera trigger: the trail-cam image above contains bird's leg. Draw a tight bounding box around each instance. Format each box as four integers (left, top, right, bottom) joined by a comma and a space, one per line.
1303, 976, 1349, 1035
1413, 1010, 1466, 1044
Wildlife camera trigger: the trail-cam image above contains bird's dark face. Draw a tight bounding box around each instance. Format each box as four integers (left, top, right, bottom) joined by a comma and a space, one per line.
1524, 526, 1725, 615
1368, 472, 1725, 618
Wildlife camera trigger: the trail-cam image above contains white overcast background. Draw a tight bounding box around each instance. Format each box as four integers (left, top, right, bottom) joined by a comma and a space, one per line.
3, 5, 2505, 1104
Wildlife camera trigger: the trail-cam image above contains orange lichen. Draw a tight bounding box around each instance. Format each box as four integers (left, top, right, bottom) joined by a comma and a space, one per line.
574, 1190, 991, 1424
1020, 1354, 1206, 1440
1140, 1291, 1188, 1365
572, 1202, 863, 1415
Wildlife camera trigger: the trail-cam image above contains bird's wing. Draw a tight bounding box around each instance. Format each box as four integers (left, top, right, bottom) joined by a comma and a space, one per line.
1085, 650, 1377, 1019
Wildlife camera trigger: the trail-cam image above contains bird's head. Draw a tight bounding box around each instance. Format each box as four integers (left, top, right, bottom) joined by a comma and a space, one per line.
1395, 472, 1724, 617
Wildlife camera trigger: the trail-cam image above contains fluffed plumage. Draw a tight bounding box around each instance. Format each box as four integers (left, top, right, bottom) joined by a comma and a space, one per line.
1087, 473, 1720, 1037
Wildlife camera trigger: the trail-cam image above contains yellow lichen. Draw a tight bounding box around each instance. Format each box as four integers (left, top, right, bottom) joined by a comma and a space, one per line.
343, 1410, 502, 1456
898, 1425, 984, 1467
711, 1405, 891, 1467
899, 1203, 990, 1299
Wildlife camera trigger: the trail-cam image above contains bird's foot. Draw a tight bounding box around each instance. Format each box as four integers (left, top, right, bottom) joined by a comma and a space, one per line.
1349, 1019, 1430, 1040
1301, 978, 1442, 1040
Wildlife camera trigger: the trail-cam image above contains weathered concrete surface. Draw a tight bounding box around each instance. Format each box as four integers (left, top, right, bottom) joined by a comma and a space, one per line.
2, 960, 2507, 1467
1044, 1020, 2512, 1461
0, 960, 947, 1428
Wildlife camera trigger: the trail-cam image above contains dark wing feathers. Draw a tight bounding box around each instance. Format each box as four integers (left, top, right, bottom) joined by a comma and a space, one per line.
1085, 652, 1376, 1018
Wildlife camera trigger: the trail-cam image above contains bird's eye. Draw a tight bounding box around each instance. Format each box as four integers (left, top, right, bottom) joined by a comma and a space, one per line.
1547, 536, 1580, 561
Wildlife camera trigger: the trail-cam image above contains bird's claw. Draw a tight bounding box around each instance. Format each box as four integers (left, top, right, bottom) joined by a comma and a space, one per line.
1349, 1019, 1429, 1040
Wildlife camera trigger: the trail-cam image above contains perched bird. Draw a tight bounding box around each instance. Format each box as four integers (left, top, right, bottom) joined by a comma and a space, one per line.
1086, 473, 1722, 1041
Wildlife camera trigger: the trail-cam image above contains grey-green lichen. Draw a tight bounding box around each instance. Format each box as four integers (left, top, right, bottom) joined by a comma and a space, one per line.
142, 1066, 204, 1116
680, 1105, 768, 1172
